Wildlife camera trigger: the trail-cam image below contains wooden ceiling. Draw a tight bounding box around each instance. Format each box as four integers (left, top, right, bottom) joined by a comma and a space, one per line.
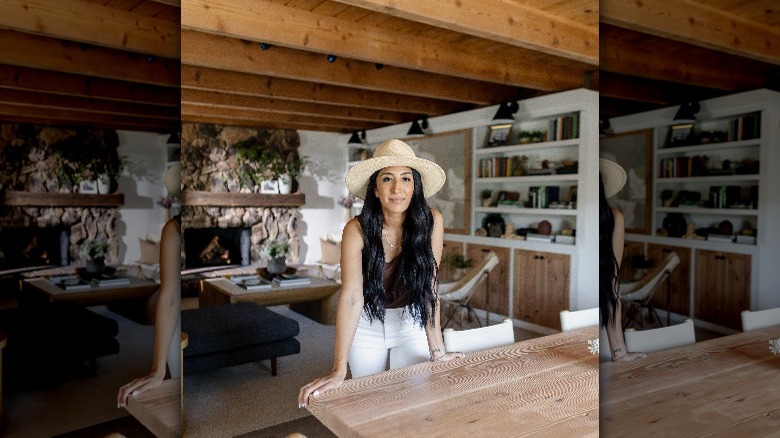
1, 1, 778, 133
0, 0, 181, 133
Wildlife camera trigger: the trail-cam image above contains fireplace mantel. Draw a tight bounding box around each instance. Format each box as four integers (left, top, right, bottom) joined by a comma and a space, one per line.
1, 192, 124, 207
182, 191, 305, 207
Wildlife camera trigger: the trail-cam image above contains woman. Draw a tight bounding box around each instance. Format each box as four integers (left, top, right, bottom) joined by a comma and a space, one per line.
298, 139, 463, 408
117, 163, 182, 407
600, 158, 644, 362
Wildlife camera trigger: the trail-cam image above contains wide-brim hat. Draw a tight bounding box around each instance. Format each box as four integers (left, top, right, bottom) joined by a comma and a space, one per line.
164, 162, 181, 197
600, 158, 627, 199
345, 139, 445, 199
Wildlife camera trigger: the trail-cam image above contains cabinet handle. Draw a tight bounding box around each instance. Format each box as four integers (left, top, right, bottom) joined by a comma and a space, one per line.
538, 256, 545, 260
715, 255, 726, 261
662, 248, 672, 253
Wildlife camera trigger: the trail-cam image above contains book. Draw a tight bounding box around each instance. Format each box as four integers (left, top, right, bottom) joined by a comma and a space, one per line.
707, 234, 734, 243
272, 275, 311, 287
91, 274, 131, 287
236, 277, 272, 291
52, 276, 92, 291
555, 235, 576, 245
526, 233, 554, 242
736, 235, 757, 245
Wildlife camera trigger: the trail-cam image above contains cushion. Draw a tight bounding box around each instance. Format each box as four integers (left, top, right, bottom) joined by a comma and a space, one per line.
184, 338, 300, 373
182, 302, 299, 357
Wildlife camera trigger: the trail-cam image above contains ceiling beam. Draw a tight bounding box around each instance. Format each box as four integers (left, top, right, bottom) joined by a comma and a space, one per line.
181, 30, 520, 105
0, 64, 180, 107
0, 103, 178, 132
599, 96, 666, 118
0, 89, 180, 120
601, 0, 780, 66
332, 0, 598, 66
0, 0, 180, 58
180, 65, 469, 116
181, 89, 415, 124
181, 114, 352, 133
180, 0, 584, 90
600, 34, 767, 91
599, 71, 726, 105
0, 29, 180, 87
181, 103, 380, 132
150, 0, 181, 6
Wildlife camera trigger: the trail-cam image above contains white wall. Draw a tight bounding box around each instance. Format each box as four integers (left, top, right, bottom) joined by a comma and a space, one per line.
115, 130, 171, 264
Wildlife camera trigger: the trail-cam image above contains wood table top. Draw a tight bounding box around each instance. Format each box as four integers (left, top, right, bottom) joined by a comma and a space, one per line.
203, 276, 339, 304
125, 378, 180, 438
308, 326, 599, 437
23, 276, 159, 306
601, 325, 780, 436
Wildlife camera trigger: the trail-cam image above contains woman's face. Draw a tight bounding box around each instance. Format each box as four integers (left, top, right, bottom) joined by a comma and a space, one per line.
374, 166, 414, 213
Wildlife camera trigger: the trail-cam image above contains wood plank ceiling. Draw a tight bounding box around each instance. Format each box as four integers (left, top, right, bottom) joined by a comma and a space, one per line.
0, 0, 181, 133
1, 1, 777, 133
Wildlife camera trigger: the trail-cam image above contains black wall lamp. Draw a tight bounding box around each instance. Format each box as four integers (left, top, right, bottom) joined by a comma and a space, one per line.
348, 130, 366, 145
599, 119, 611, 138
492, 100, 519, 123
327, 54, 337, 63
673, 101, 701, 124
259, 43, 272, 50
406, 117, 429, 138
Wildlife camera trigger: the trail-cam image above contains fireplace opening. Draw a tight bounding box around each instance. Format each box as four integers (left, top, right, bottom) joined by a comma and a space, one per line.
0, 227, 69, 269
183, 228, 250, 269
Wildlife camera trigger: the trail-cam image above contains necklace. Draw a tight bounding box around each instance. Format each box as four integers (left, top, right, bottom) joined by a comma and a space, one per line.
383, 229, 400, 249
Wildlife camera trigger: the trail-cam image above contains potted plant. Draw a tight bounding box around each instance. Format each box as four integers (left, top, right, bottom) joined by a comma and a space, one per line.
277, 153, 306, 195
80, 238, 109, 273
262, 238, 291, 274
441, 254, 473, 281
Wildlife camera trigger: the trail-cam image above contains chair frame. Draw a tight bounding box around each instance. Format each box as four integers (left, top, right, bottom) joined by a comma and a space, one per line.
622, 270, 671, 330
441, 269, 491, 329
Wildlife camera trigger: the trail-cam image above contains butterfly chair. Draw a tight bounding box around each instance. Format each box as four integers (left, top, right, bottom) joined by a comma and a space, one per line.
560, 308, 599, 331
439, 251, 499, 329
443, 318, 515, 354
621, 251, 680, 329
741, 307, 780, 331
624, 319, 696, 354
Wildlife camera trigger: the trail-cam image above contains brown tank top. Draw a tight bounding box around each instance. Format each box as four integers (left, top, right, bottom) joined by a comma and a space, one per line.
383, 256, 406, 308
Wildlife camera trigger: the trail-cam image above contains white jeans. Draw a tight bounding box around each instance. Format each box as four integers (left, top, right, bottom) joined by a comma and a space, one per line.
348, 308, 430, 378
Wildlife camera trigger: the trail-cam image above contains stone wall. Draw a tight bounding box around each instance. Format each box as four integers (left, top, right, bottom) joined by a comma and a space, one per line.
181, 123, 303, 264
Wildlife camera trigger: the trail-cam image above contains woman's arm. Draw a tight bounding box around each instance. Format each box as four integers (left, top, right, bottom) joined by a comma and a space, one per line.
117, 218, 181, 407
604, 208, 644, 362
298, 218, 365, 407
424, 209, 462, 362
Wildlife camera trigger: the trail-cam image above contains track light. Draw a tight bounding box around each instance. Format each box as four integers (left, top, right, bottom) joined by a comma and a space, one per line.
327, 54, 337, 63
146, 55, 156, 62
599, 119, 611, 138
259, 43, 272, 50
348, 131, 366, 145
673, 101, 701, 124
492, 101, 519, 123
166, 132, 180, 144
406, 117, 429, 138
375, 63, 384, 70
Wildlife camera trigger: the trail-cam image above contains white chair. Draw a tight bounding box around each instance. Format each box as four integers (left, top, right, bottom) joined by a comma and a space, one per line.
560, 308, 599, 331
621, 252, 680, 329
439, 251, 499, 328
741, 307, 780, 331
443, 318, 515, 354
624, 319, 696, 354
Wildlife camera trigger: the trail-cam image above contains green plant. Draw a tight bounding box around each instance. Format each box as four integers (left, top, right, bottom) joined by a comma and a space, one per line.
279, 153, 307, 180
441, 254, 473, 270
80, 239, 109, 260
262, 238, 290, 259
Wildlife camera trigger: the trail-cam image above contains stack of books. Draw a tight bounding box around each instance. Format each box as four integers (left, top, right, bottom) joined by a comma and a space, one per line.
707, 234, 734, 243
91, 274, 131, 287
232, 275, 273, 291
272, 275, 311, 287
555, 235, 576, 245
51, 275, 92, 291
736, 235, 756, 245
526, 233, 554, 243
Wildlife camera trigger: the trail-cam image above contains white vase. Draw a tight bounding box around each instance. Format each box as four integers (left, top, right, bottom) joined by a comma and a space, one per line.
277, 173, 292, 194
97, 174, 111, 194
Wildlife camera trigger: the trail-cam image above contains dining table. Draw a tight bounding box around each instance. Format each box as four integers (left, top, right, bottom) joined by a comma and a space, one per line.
601, 325, 780, 436
307, 326, 599, 437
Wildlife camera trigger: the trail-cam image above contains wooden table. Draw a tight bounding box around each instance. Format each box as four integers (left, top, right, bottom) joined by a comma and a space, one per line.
200, 277, 340, 324
308, 326, 599, 437
601, 325, 780, 436
125, 378, 181, 438
21, 276, 159, 307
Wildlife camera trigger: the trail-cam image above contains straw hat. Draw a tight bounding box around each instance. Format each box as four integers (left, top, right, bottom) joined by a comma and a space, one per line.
345, 139, 446, 199
164, 162, 181, 197
599, 158, 627, 199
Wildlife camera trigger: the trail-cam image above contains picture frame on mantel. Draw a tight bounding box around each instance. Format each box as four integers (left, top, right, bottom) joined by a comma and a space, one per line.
403, 129, 472, 235
78, 180, 98, 194
599, 129, 652, 234
260, 179, 279, 194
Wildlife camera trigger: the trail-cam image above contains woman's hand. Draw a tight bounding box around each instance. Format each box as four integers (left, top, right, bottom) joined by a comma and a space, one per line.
431, 351, 464, 362
298, 369, 346, 408
116, 369, 165, 408
612, 351, 645, 362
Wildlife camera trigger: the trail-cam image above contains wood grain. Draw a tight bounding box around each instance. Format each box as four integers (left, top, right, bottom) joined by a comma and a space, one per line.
181, 191, 304, 207
2, 192, 124, 207
602, 325, 780, 436
125, 378, 181, 438
309, 327, 599, 437
23, 277, 159, 307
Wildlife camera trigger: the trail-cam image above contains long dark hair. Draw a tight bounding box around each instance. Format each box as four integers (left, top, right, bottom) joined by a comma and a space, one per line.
599, 174, 620, 328
358, 168, 439, 328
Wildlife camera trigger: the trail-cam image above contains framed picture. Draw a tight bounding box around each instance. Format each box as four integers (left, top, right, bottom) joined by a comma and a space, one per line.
668, 124, 694, 147
260, 179, 279, 194
78, 179, 98, 194
600, 129, 652, 234
486, 124, 513, 147
402, 129, 472, 234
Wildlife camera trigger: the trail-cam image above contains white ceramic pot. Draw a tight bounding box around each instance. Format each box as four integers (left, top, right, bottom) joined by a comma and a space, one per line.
277, 173, 292, 194
97, 174, 111, 194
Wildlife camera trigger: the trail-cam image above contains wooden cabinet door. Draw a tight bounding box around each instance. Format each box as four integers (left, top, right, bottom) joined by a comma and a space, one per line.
694, 249, 751, 330
618, 240, 644, 283
465, 244, 510, 317
439, 240, 464, 282
513, 249, 570, 330
647, 244, 691, 317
